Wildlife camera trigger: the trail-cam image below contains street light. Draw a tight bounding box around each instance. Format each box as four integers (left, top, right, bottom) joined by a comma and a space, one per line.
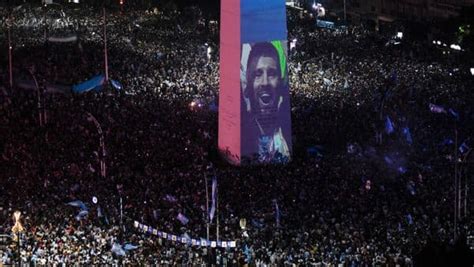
27, 69, 45, 126
86, 112, 106, 179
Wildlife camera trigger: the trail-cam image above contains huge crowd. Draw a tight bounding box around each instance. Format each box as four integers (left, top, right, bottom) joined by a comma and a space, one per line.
1, 3, 474, 266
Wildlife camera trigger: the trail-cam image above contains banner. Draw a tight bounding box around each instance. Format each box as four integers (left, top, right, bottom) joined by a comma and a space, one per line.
133, 221, 237, 248
72, 75, 106, 94
72, 75, 123, 94
47, 35, 78, 43
316, 20, 335, 29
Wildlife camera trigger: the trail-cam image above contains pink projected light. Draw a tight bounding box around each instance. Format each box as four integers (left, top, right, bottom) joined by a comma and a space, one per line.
218, 0, 241, 164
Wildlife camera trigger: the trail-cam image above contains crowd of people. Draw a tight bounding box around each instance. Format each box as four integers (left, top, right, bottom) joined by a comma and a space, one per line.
1, 3, 473, 266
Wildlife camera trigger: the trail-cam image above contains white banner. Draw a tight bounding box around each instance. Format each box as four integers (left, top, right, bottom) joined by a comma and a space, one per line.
133, 221, 237, 248
47, 35, 78, 43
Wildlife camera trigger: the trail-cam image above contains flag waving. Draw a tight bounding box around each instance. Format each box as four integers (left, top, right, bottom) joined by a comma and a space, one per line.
177, 213, 189, 225
209, 176, 217, 222
429, 103, 446, 114
273, 199, 281, 227
385, 116, 394, 134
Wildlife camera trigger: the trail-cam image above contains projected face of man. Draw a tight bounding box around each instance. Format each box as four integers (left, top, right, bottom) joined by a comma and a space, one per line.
252, 56, 280, 113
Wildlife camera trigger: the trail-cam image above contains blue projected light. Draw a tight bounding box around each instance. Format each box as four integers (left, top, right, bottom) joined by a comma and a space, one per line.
241, 0, 287, 43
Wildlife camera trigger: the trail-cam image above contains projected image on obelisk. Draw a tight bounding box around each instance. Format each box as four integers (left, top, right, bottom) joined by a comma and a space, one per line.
219, 0, 292, 164
241, 41, 291, 163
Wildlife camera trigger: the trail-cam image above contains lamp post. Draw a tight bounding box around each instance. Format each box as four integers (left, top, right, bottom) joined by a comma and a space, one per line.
452, 126, 471, 241
205, 173, 210, 241
458, 148, 472, 219
8, 28, 13, 89
343, 0, 346, 21
103, 7, 109, 82
27, 69, 44, 127
7, 17, 13, 89
462, 149, 472, 217
454, 125, 458, 241
87, 112, 106, 179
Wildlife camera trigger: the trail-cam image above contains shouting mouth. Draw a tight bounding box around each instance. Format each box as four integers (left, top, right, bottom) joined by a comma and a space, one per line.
258, 91, 274, 107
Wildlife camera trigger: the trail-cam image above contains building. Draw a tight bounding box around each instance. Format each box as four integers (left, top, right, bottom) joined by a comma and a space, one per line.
348, 0, 474, 22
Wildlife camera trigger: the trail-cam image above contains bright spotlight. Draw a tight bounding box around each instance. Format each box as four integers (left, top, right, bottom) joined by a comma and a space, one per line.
450, 44, 461, 51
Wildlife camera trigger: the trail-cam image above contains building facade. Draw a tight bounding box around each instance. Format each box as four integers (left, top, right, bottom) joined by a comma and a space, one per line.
348, 0, 474, 21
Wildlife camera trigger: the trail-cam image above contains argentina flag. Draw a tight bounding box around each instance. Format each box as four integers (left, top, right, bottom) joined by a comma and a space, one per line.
385, 116, 394, 134
209, 176, 217, 222
273, 199, 281, 227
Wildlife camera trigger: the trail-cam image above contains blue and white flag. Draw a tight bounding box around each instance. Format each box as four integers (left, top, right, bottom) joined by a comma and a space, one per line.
385, 116, 394, 134
442, 138, 454, 146
459, 141, 470, 154
182, 233, 191, 241
67, 200, 88, 211
97, 206, 103, 217
164, 194, 177, 203
177, 213, 189, 225
448, 108, 459, 120
72, 75, 105, 94
110, 79, 123, 90
407, 183, 416, 196
398, 166, 407, 174
209, 176, 217, 222
402, 127, 413, 144
273, 199, 281, 227
384, 155, 394, 165
407, 213, 413, 225
111, 243, 126, 256
123, 244, 138, 251
97, 206, 109, 224
343, 79, 349, 89
153, 209, 160, 220
429, 103, 446, 114
75, 210, 89, 221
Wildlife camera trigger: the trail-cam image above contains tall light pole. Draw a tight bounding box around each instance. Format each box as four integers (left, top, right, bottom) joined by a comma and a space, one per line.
343, 0, 347, 21
205, 173, 210, 241
216, 178, 219, 242
8, 19, 13, 89
103, 7, 109, 82
454, 125, 458, 241
87, 112, 106, 179
27, 69, 44, 127
461, 149, 472, 218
